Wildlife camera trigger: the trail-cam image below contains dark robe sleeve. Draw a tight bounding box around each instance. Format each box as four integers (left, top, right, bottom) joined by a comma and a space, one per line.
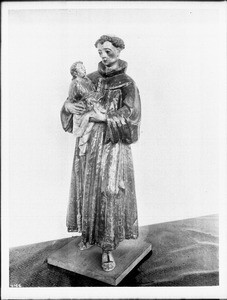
60, 98, 73, 133
60, 79, 81, 133
105, 82, 141, 144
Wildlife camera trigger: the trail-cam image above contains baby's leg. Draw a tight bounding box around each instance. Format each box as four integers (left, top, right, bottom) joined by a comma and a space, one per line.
78, 122, 94, 156
75, 111, 94, 137
73, 114, 83, 136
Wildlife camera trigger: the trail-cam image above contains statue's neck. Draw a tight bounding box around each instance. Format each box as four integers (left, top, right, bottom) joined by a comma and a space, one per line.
98, 59, 128, 77
105, 60, 119, 73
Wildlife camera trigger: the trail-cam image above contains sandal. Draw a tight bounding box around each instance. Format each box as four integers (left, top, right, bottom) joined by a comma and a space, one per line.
102, 251, 116, 272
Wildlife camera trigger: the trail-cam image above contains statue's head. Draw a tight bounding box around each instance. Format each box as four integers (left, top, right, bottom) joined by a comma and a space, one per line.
70, 61, 86, 78
95, 35, 125, 67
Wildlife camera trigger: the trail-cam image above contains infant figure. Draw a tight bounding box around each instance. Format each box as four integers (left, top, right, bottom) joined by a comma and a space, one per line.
68, 61, 105, 155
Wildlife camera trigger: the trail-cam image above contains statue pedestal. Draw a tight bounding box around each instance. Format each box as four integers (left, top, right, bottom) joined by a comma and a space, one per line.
47, 235, 152, 286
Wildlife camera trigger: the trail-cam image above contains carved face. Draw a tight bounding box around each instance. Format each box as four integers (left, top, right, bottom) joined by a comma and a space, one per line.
97, 41, 121, 67
75, 63, 86, 78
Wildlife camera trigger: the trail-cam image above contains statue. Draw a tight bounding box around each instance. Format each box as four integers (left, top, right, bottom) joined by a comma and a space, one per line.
60, 35, 141, 272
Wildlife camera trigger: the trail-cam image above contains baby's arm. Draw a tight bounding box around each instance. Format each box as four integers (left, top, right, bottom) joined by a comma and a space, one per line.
68, 80, 77, 102
65, 80, 87, 114
93, 102, 106, 114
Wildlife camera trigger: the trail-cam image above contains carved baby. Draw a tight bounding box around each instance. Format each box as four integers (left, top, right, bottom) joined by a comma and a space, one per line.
68, 61, 105, 155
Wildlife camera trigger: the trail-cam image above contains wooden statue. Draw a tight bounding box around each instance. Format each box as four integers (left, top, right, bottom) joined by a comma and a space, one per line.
61, 35, 141, 272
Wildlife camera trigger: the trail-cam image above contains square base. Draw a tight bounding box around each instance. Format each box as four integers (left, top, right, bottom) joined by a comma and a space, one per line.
47, 236, 152, 286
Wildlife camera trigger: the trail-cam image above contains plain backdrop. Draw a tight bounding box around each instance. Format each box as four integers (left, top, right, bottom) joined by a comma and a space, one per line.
4, 4, 225, 247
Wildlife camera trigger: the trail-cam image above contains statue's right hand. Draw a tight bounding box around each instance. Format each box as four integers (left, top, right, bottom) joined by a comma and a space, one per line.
64, 102, 78, 113
64, 102, 86, 114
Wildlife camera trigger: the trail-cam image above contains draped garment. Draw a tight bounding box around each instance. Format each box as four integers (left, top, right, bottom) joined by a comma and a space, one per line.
60, 59, 141, 250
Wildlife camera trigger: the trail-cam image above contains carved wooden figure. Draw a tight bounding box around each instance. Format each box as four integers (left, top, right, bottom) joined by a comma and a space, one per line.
61, 35, 141, 272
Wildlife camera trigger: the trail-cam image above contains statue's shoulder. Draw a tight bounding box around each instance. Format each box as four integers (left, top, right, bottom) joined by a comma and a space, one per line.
106, 73, 136, 90
123, 73, 135, 84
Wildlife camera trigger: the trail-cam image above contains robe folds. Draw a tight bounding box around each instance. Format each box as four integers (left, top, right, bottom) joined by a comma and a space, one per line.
61, 59, 141, 251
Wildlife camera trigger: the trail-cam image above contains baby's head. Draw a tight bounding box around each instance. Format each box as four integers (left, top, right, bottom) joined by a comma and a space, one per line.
70, 61, 86, 78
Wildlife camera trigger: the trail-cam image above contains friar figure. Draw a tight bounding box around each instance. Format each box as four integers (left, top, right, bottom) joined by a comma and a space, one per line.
61, 35, 141, 272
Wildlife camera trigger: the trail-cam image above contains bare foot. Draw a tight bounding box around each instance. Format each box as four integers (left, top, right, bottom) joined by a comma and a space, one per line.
101, 251, 116, 272
78, 241, 94, 251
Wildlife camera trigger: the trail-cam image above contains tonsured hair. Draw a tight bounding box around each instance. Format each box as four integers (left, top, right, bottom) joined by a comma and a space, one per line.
94, 35, 125, 50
